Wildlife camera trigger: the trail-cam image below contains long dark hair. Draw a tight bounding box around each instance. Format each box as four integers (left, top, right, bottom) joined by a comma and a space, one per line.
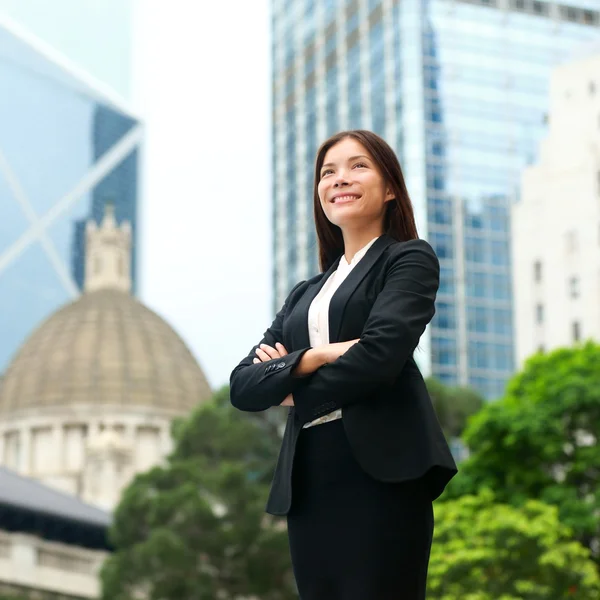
313, 130, 419, 271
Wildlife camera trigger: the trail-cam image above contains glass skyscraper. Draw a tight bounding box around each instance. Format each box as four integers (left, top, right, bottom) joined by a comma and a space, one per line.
271, 0, 600, 399
0, 16, 142, 372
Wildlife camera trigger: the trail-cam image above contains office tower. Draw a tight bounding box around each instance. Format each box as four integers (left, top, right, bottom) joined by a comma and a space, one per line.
271, 0, 600, 398
513, 52, 600, 366
0, 13, 142, 372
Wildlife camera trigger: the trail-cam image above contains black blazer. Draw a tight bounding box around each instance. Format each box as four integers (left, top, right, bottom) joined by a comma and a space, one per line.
230, 235, 457, 516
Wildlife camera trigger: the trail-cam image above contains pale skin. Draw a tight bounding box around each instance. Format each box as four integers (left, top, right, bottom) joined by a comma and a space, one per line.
254, 137, 395, 407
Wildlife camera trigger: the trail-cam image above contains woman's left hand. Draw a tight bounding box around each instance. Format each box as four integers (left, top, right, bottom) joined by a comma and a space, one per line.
253, 342, 288, 364
254, 343, 294, 406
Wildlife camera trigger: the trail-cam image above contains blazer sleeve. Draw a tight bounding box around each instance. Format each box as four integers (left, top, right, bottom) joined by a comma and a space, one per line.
229, 280, 312, 412
292, 239, 439, 424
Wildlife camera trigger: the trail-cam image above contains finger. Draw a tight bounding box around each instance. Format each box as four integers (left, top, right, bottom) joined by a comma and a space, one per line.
254, 348, 272, 362
253, 358, 260, 364
258, 344, 281, 360
275, 342, 288, 356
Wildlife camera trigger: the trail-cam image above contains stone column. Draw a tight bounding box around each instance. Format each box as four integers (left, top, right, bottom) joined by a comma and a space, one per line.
53, 423, 64, 474
19, 427, 30, 475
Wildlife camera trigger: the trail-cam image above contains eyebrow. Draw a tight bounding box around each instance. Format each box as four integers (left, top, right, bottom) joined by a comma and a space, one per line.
321, 154, 371, 170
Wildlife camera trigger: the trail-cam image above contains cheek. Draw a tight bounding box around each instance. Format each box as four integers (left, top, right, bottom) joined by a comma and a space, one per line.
317, 183, 328, 209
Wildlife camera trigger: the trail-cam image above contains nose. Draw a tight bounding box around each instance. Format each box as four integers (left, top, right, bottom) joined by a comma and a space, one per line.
333, 173, 350, 188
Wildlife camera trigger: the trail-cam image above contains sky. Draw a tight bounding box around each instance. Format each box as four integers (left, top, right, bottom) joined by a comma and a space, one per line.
0, 0, 273, 389
132, 1, 273, 389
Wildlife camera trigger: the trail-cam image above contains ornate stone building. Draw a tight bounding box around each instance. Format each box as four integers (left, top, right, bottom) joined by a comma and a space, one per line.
0, 205, 212, 511
0, 466, 110, 599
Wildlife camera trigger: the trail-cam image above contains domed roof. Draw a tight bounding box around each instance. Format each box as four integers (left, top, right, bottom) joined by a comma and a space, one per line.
0, 290, 212, 415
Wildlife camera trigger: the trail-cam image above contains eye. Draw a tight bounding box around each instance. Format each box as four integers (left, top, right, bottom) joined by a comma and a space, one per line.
353, 162, 367, 169
321, 168, 333, 177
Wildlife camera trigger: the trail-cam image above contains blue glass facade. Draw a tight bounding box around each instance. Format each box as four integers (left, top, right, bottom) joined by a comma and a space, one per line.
0, 23, 141, 373
271, 0, 600, 399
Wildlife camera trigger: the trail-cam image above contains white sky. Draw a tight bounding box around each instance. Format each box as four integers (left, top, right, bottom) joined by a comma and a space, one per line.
132, 1, 273, 389
0, 0, 273, 389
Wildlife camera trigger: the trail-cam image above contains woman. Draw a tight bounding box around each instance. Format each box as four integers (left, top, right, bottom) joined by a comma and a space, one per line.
230, 130, 457, 599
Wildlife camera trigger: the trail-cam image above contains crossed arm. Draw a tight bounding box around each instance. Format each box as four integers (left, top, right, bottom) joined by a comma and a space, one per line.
230, 239, 439, 422
252, 340, 359, 406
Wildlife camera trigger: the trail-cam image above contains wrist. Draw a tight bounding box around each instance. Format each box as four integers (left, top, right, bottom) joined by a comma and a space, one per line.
293, 347, 328, 377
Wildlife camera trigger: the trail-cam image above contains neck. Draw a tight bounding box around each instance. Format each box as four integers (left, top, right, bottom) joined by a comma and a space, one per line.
341, 224, 384, 263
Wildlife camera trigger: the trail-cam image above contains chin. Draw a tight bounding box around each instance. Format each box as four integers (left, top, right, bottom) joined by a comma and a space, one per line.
328, 216, 362, 229
325, 208, 360, 226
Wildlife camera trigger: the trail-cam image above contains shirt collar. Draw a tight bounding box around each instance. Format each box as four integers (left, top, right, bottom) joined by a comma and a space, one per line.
340, 236, 381, 269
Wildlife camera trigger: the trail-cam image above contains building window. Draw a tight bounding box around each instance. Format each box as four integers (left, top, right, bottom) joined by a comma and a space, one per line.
572, 321, 581, 342
569, 276, 580, 298
432, 337, 457, 366
535, 304, 544, 324
534, 260, 542, 282
468, 306, 489, 333
435, 302, 456, 330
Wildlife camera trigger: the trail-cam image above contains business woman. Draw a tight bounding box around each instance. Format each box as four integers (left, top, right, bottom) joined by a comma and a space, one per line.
230, 130, 457, 599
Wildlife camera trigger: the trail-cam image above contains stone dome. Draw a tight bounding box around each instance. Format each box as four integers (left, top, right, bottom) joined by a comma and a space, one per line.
0, 289, 212, 415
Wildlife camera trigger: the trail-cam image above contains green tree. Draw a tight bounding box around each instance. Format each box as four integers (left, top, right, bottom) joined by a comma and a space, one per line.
428, 490, 600, 599
425, 377, 484, 439
101, 386, 296, 600
445, 342, 600, 562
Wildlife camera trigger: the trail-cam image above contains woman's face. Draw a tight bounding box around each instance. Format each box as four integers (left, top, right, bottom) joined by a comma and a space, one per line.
317, 138, 394, 230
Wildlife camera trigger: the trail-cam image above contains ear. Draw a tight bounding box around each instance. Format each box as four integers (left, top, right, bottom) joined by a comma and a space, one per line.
384, 187, 395, 203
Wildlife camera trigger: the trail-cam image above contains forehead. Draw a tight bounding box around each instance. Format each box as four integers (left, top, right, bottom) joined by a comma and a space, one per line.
322, 138, 370, 164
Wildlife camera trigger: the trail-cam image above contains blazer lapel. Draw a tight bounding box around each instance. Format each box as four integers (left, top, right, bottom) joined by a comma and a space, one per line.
328, 234, 395, 342
288, 256, 341, 350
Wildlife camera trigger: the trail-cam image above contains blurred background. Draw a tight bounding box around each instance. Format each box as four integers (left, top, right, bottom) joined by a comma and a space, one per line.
0, 0, 599, 598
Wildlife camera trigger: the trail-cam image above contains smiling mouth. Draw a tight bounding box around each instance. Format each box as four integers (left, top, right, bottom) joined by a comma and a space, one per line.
331, 194, 360, 204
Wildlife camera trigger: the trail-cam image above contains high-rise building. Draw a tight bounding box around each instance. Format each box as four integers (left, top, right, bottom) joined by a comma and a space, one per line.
271, 0, 600, 399
513, 52, 600, 366
0, 12, 142, 372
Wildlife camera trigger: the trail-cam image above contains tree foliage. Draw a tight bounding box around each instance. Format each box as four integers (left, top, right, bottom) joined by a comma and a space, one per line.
425, 377, 484, 439
428, 490, 600, 599
445, 342, 600, 561
101, 386, 296, 600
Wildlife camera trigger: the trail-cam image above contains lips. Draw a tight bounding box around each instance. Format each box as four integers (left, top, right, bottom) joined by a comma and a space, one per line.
331, 194, 360, 204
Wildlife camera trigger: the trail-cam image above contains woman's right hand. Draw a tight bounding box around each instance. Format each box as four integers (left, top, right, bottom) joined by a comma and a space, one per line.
292, 339, 360, 377
322, 339, 360, 363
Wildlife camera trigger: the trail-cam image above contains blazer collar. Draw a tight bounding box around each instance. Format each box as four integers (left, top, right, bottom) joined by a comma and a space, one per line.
290, 254, 341, 350
291, 234, 395, 348
328, 234, 394, 342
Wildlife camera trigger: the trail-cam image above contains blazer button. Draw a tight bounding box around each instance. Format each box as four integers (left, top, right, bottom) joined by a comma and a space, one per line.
276, 362, 286, 370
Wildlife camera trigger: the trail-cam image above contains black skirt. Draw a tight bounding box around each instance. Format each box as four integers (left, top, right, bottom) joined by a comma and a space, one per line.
287, 418, 434, 600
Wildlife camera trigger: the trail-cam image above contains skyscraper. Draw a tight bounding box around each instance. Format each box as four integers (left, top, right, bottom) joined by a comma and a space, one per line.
512, 52, 600, 366
271, 0, 600, 399
0, 13, 142, 372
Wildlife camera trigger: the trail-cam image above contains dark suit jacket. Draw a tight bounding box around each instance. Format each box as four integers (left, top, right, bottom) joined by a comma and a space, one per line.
230, 235, 457, 516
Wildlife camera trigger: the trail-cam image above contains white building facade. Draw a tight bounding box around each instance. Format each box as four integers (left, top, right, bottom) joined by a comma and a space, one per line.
512, 52, 600, 367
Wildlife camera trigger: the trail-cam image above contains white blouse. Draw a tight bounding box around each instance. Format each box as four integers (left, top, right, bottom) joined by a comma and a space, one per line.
303, 236, 380, 429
